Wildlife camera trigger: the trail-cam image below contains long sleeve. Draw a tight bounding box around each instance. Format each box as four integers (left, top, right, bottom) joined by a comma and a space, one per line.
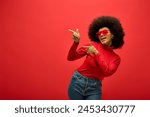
94, 47, 121, 77
67, 42, 87, 61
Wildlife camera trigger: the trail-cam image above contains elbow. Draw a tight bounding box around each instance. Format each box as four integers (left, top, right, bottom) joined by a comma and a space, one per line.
103, 68, 118, 77
104, 71, 114, 77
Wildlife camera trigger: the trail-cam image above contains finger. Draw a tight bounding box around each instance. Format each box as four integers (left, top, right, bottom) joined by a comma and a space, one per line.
82, 46, 90, 49
76, 28, 79, 33
68, 29, 75, 33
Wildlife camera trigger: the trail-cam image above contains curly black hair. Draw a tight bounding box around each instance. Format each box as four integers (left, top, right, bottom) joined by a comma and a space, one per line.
88, 16, 125, 49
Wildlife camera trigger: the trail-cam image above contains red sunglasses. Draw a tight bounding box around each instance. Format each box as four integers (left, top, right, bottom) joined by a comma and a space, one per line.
96, 29, 109, 37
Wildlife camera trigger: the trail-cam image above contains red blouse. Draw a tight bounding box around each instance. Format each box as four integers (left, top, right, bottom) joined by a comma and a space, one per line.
67, 42, 121, 80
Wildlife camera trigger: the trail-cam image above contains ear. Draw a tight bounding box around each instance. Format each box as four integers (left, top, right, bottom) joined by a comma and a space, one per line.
111, 34, 114, 39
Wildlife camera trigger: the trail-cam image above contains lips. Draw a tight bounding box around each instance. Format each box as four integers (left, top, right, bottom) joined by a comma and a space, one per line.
100, 37, 106, 41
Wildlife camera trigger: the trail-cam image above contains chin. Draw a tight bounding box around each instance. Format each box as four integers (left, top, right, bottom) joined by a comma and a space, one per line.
102, 43, 109, 46
101, 42, 107, 45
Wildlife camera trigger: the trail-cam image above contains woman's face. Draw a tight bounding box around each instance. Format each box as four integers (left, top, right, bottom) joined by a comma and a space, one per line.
97, 27, 113, 46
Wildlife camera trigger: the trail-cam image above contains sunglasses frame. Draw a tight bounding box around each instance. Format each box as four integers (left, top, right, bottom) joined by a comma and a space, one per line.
96, 29, 109, 37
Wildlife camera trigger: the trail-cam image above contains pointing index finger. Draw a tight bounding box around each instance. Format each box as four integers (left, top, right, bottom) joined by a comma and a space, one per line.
76, 28, 79, 32
82, 46, 90, 49
68, 29, 75, 33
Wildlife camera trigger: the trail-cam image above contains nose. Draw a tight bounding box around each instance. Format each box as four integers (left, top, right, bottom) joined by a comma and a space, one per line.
100, 33, 104, 37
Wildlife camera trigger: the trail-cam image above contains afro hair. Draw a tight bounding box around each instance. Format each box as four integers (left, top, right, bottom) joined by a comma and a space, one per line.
88, 16, 125, 49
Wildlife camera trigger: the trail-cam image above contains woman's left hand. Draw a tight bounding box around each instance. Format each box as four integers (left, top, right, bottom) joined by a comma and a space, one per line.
82, 43, 99, 55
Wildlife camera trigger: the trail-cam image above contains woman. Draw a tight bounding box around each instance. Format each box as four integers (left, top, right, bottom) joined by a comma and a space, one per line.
67, 16, 125, 100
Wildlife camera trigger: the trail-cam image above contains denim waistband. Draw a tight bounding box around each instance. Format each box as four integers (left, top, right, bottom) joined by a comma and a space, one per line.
74, 70, 102, 84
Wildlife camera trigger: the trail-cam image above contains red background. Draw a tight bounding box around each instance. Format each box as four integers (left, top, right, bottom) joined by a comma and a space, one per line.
1, 0, 150, 99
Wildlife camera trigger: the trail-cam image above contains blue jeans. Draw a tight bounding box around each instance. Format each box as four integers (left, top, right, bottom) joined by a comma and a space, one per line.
68, 70, 102, 100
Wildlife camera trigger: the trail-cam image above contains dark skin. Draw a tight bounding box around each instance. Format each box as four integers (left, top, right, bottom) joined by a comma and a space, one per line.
68, 28, 113, 55
68, 28, 99, 55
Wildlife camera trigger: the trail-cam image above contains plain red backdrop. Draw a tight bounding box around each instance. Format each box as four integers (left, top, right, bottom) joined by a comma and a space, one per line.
0, 0, 150, 99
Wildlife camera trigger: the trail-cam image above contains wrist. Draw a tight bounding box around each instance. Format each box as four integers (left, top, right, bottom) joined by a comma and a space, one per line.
74, 40, 80, 44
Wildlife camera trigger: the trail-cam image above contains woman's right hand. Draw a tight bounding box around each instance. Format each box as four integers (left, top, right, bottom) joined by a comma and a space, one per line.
68, 29, 80, 43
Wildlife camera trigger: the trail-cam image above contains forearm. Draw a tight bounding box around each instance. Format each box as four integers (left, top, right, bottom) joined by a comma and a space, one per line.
67, 42, 86, 61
